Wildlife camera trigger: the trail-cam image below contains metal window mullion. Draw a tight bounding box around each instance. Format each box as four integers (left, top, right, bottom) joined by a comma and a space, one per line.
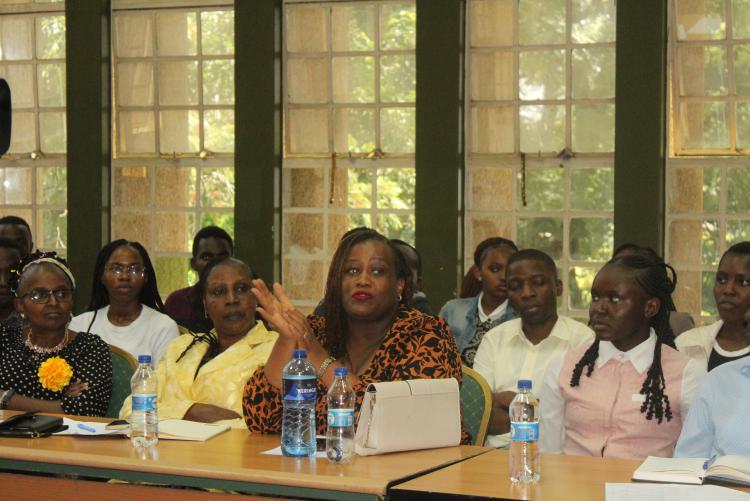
726, 0, 737, 153
374, 2, 382, 155
197, 8, 205, 155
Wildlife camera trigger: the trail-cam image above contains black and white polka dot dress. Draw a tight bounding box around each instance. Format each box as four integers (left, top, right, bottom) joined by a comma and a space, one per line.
0, 319, 113, 417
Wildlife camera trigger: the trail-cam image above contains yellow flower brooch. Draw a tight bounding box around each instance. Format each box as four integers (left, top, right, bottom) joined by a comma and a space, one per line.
38, 356, 73, 392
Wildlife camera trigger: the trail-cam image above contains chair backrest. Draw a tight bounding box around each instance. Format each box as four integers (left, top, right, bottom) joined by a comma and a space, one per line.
460, 365, 492, 446
107, 345, 137, 418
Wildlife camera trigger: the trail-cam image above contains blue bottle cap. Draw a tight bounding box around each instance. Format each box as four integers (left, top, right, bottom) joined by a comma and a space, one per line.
138, 355, 152, 364
517, 379, 532, 390
334, 367, 348, 377
293, 349, 307, 358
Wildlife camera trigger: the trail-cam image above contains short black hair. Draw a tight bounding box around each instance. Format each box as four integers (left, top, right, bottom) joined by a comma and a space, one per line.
191, 226, 233, 258
507, 248, 557, 279
473, 237, 518, 268
0, 237, 22, 253
390, 238, 422, 278
721, 241, 750, 262
0, 215, 31, 232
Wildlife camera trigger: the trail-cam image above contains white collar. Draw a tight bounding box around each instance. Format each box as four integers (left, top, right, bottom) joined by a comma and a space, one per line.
477, 293, 508, 323
596, 329, 657, 374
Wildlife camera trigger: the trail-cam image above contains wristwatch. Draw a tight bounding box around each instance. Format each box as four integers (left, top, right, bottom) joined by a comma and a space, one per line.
0, 388, 15, 409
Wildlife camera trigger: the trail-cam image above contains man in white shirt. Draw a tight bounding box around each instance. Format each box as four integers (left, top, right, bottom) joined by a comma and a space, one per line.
474, 249, 593, 448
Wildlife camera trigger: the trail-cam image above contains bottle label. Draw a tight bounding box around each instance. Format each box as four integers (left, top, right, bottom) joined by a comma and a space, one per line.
510, 421, 539, 442
132, 394, 157, 412
327, 408, 354, 428
283, 377, 317, 402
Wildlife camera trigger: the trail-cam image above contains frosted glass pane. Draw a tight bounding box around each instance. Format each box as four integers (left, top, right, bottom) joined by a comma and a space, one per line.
667, 166, 720, 213
0, 16, 33, 60
155, 256, 191, 297
113, 166, 151, 208
520, 104, 565, 153
468, 166, 514, 211
381, 107, 415, 153
156, 12, 197, 56
284, 213, 324, 255
679, 101, 728, 150
738, 102, 750, 149
37, 63, 65, 107
155, 165, 196, 208
115, 14, 153, 58
572, 0, 616, 43
734, 45, 750, 96
204, 109, 234, 153
118, 111, 155, 154
519, 50, 565, 100
332, 5, 374, 51
287, 57, 328, 104
572, 47, 615, 99
288, 108, 329, 153
734, 0, 750, 38
471, 51, 514, 101
677, 46, 728, 96
155, 212, 194, 252
283, 168, 324, 208
3, 64, 34, 107
39, 111, 66, 153
286, 5, 327, 53
675, 0, 725, 40
380, 3, 416, 50
36, 16, 65, 59
380, 55, 416, 103
158, 61, 198, 106
470, 0, 514, 47
519, 0, 565, 45
572, 104, 615, 152
117, 62, 154, 107
332, 56, 375, 103
333, 108, 375, 153
470, 106, 514, 153
201, 10, 234, 56
112, 211, 152, 246
203, 60, 234, 105
0, 167, 32, 204
9, 111, 35, 153
159, 110, 199, 153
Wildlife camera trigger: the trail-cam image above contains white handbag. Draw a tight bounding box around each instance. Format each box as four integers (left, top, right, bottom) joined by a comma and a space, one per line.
354, 378, 461, 456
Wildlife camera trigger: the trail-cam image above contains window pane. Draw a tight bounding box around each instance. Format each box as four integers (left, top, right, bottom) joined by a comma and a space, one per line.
733, 0, 750, 38
519, 50, 565, 100
39, 111, 66, 153
332, 5, 374, 52
36, 15, 65, 59
156, 12, 197, 57
520, 168, 563, 211
675, 0, 725, 40
203, 60, 234, 105
471, 51, 514, 101
679, 101, 728, 149
287, 57, 329, 104
201, 212, 234, 236
200, 167, 234, 208
287, 108, 329, 154
37, 62, 65, 106
284, 213, 324, 255
159, 61, 198, 106
381, 107, 415, 153
701, 219, 720, 265
380, 3, 416, 50
377, 213, 415, 242
701, 270, 718, 317
284, 168, 323, 208
0, 167, 32, 204
517, 217, 563, 259
113, 166, 150, 208
470, 106, 514, 153
568, 266, 597, 310
570, 217, 613, 261
201, 10, 234, 56
0, 16, 33, 60
727, 167, 750, 213
734, 45, 750, 96
377, 167, 414, 209
119, 111, 155, 154
9, 111, 35, 153
36, 166, 66, 205
160, 110, 199, 153
118, 62, 154, 106
346, 168, 372, 209
155, 165, 196, 208
572, 47, 615, 99
333, 108, 375, 153
727, 219, 750, 246
286, 6, 327, 53
738, 102, 750, 149
519, 0, 565, 45
468, 166, 514, 211
282, 258, 324, 301
380, 55, 416, 103
3, 64, 34, 107
677, 46, 728, 96
155, 256, 191, 297
520, 104, 565, 153
155, 212, 194, 252
570, 168, 614, 211
112, 211, 152, 245
572, 103, 615, 153
115, 14, 153, 58
332, 56, 375, 103
36, 209, 66, 249
204, 109, 234, 153
571, 0, 616, 43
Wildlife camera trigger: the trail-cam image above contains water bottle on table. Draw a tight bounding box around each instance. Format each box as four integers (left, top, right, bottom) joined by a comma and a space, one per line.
130, 354, 158, 449
509, 379, 540, 483
326, 367, 355, 463
281, 349, 317, 457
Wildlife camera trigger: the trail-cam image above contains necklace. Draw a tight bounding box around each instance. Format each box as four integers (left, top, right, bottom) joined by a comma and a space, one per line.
24, 328, 70, 355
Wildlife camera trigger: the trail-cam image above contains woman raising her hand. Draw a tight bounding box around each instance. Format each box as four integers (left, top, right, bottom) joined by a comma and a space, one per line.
243, 229, 463, 435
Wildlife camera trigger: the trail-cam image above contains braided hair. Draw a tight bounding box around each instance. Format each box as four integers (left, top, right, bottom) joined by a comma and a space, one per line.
473, 237, 518, 268
570, 254, 677, 423
175, 257, 257, 378
322, 228, 413, 359
87, 240, 164, 312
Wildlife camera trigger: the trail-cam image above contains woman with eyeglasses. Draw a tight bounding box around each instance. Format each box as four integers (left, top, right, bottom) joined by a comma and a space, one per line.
0, 251, 112, 416
69, 240, 179, 368
119, 257, 277, 426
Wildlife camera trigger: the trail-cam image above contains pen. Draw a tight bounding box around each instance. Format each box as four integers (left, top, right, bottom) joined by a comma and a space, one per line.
77, 423, 97, 433
702, 455, 717, 470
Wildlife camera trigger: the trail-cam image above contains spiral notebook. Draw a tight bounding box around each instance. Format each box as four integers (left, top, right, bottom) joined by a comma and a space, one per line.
633, 456, 750, 487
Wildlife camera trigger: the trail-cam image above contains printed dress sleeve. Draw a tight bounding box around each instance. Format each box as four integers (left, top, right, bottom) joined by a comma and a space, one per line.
60, 334, 113, 417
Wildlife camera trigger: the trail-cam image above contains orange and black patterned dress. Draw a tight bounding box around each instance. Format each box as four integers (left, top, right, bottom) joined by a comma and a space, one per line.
243, 307, 468, 442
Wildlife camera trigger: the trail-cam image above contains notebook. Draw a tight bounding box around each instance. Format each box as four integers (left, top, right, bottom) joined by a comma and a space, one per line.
633, 456, 750, 487
158, 420, 230, 442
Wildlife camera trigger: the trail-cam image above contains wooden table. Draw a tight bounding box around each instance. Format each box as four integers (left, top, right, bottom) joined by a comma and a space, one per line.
0, 412, 488, 500
389, 449, 750, 501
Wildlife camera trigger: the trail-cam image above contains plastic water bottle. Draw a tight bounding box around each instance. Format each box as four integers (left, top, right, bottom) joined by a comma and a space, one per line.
326, 367, 355, 463
509, 379, 540, 483
130, 354, 158, 449
281, 349, 317, 457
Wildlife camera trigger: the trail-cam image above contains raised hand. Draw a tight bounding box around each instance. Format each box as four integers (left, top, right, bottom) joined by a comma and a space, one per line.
252, 279, 304, 344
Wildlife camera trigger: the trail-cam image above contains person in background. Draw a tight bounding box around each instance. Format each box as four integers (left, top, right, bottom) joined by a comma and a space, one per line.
474, 249, 593, 447
459, 265, 482, 299
243, 228, 466, 441
390, 238, 432, 315
0, 215, 33, 258
676, 241, 750, 370
70, 240, 179, 368
674, 308, 750, 458
612, 243, 695, 336
0, 238, 22, 322
440, 237, 520, 367
0, 251, 112, 416
164, 226, 233, 333
120, 257, 277, 427
540, 254, 705, 459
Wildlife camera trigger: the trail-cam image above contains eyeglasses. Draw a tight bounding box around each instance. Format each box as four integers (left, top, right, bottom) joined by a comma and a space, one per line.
106, 264, 146, 277
207, 283, 253, 300
19, 288, 75, 304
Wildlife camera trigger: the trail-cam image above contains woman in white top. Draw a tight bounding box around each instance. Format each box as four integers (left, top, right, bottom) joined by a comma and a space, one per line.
70, 240, 179, 367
